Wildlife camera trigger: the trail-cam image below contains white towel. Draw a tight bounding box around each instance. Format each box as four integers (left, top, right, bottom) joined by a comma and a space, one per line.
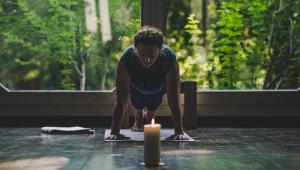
41, 126, 95, 134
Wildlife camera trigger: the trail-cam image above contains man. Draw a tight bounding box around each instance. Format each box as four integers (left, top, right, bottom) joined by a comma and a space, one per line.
108, 26, 187, 140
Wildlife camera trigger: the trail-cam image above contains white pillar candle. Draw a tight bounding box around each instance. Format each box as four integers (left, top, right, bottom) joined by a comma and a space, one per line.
144, 118, 161, 166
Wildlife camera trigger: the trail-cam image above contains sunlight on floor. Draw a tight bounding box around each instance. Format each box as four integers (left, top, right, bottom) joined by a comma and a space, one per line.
0, 156, 69, 170
162, 149, 215, 156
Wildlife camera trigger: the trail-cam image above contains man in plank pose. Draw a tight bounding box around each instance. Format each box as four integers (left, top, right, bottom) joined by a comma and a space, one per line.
107, 26, 187, 140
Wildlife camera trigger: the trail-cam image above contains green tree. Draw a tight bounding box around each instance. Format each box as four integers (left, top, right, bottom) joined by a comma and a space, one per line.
0, 0, 141, 90
0, 0, 53, 89
262, 0, 300, 89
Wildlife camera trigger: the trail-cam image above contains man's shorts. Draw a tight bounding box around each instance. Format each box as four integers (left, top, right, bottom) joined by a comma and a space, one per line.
130, 87, 165, 111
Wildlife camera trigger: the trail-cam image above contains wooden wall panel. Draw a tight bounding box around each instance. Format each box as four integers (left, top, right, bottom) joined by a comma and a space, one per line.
1, 83, 299, 127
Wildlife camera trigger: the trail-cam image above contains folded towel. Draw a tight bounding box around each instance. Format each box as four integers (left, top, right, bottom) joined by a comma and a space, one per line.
41, 126, 95, 134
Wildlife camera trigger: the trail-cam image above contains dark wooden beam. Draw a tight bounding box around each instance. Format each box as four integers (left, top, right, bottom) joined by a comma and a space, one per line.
141, 0, 167, 35
180, 81, 198, 130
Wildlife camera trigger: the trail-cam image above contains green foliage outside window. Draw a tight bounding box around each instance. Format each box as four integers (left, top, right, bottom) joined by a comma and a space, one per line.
0, 0, 140, 90
167, 0, 300, 89
0, 0, 299, 90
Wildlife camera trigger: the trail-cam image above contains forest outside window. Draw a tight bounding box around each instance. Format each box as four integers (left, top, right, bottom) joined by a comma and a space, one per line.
0, 0, 140, 90
166, 0, 300, 90
0, 0, 299, 90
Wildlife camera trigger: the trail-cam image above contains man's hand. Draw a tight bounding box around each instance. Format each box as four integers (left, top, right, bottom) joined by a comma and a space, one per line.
106, 133, 130, 140
166, 133, 189, 140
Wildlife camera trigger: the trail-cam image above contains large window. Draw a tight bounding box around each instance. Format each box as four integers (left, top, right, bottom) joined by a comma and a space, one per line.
0, 0, 140, 90
1, 0, 299, 90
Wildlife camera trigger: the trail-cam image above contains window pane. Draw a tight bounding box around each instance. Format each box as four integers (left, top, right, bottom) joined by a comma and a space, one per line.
0, 0, 140, 90
166, 0, 300, 90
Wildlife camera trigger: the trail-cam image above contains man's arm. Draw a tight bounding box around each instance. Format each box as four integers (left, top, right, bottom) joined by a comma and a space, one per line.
166, 61, 184, 135
110, 61, 130, 135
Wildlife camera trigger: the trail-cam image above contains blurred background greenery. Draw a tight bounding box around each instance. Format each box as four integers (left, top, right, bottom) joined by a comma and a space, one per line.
0, 0, 299, 90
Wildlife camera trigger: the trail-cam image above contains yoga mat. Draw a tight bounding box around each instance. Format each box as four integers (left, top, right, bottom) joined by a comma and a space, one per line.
104, 129, 195, 142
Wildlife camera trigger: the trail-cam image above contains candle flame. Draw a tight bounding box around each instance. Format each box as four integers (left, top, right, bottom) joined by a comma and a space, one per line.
151, 118, 155, 125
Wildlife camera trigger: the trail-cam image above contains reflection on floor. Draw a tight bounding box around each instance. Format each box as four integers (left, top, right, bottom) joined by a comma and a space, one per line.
0, 128, 299, 170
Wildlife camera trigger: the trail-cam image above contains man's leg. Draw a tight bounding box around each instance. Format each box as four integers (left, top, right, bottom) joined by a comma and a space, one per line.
129, 90, 146, 131
146, 110, 155, 124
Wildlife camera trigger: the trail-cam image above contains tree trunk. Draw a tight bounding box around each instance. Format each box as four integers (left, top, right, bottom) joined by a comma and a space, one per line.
99, 0, 112, 43
98, 0, 112, 90
80, 62, 86, 91
202, 0, 207, 46
101, 53, 108, 90
263, 1, 285, 89
84, 0, 97, 33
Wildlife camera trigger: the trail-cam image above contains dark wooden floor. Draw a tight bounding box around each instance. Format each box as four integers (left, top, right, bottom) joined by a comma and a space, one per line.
0, 128, 299, 170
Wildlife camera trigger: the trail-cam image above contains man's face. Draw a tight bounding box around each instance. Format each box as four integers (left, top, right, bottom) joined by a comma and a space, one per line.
136, 44, 160, 68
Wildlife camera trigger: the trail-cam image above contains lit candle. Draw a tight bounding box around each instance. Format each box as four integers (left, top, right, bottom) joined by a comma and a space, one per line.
144, 118, 161, 166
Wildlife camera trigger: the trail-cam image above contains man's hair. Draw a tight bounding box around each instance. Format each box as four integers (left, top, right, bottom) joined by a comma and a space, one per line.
134, 26, 164, 49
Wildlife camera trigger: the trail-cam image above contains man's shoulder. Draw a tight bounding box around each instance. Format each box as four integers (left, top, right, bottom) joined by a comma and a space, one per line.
124, 44, 135, 52
161, 44, 176, 59
120, 45, 136, 61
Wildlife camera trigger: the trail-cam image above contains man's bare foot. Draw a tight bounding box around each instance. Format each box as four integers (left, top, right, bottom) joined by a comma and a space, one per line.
130, 125, 144, 132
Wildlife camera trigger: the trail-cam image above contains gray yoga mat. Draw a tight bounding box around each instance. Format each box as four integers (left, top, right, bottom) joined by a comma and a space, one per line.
104, 129, 195, 142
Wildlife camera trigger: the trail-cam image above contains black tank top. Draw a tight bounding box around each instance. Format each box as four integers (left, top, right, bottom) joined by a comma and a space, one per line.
120, 44, 176, 95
